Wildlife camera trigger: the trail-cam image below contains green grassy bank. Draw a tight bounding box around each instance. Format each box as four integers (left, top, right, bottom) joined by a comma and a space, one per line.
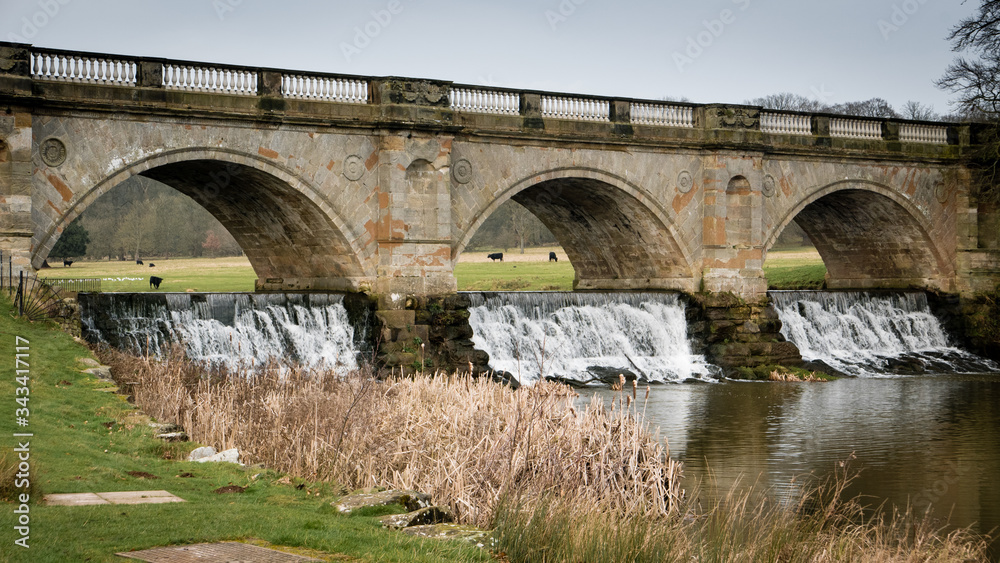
0, 299, 487, 562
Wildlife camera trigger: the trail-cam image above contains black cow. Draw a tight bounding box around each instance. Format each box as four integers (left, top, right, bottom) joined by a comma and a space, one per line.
149, 276, 163, 289
149, 263, 155, 267
549, 251, 558, 262
40, 259, 51, 269
63, 259, 73, 267
136, 259, 143, 265
487, 252, 503, 262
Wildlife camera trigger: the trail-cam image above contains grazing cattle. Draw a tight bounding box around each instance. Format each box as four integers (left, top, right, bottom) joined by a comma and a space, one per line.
63, 259, 73, 267
487, 252, 503, 262
149, 263, 155, 267
549, 251, 558, 262
136, 259, 143, 265
149, 276, 163, 289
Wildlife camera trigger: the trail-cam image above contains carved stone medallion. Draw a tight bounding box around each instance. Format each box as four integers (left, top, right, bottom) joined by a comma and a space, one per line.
677, 170, 693, 193
40, 137, 67, 167
452, 159, 473, 184
934, 182, 949, 203
762, 175, 776, 197
343, 155, 365, 181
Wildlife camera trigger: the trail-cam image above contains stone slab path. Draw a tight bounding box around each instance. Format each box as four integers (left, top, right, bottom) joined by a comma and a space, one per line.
116, 542, 322, 562
44, 490, 185, 506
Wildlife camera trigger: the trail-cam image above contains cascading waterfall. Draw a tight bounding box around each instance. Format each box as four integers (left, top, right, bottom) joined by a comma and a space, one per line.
771, 290, 998, 376
468, 292, 717, 385
80, 293, 366, 372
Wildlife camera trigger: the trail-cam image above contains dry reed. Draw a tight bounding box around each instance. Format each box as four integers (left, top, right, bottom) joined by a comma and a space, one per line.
492, 456, 991, 562
98, 348, 682, 527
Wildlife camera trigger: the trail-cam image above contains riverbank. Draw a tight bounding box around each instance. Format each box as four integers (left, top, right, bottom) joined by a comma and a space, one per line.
1, 301, 990, 561
0, 300, 488, 562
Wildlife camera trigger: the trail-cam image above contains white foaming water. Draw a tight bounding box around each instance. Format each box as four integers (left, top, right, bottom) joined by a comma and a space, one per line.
771, 291, 998, 376
468, 292, 717, 384
84, 293, 361, 372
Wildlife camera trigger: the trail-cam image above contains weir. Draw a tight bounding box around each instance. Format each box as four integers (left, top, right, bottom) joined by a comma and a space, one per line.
467, 292, 717, 385
771, 290, 999, 377
78, 289, 998, 382
79, 293, 372, 372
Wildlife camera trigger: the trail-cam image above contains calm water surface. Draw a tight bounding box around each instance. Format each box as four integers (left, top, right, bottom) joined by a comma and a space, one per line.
581, 373, 1000, 558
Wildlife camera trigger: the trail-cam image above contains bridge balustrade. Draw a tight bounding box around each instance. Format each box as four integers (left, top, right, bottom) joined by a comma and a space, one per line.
30, 49, 136, 86
630, 102, 695, 128
163, 63, 257, 96
282, 73, 369, 103
830, 117, 883, 140
540, 95, 610, 122
449, 87, 520, 115
899, 123, 949, 144
760, 112, 812, 136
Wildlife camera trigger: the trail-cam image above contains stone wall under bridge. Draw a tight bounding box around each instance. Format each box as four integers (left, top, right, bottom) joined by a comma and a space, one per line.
3, 42, 1000, 372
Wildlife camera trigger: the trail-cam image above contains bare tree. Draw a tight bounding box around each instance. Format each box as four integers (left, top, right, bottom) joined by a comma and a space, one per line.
744, 93, 823, 112
509, 202, 537, 254
900, 100, 939, 121
938, 0, 1000, 116
826, 98, 900, 119
938, 0, 1000, 200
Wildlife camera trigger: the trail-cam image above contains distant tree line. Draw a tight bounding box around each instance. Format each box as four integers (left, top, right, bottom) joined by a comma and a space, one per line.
741, 93, 970, 122
50, 176, 242, 260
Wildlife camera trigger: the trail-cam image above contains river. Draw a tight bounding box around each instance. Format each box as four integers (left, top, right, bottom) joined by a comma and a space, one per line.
579, 373, 1000, 557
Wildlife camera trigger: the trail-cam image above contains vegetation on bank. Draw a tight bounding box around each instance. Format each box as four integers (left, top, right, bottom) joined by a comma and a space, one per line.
493, 458, 988, 562
0, 299, 991, 561
728, 364, 837, 382
0, 300, 488, 562
97, 349, 683, 529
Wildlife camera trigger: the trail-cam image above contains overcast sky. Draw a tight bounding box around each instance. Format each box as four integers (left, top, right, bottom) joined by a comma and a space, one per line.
0, 0, 978, 115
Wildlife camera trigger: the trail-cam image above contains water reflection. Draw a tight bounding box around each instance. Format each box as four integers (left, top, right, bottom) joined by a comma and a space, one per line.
579, 374, 1000, 558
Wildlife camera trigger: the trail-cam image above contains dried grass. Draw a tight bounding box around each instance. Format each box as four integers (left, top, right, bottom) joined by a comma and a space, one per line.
769, 369, 825, 382
98, 348, 681, 527
492, 456, 991, 562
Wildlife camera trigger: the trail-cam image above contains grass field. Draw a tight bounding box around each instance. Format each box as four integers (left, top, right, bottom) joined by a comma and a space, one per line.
763, 246, 827, 290
37, 246, 827, 293
38, 257, 256, 293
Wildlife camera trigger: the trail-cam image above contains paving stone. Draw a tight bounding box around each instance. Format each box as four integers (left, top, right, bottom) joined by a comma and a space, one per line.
96, 490, 184, 505
116, 541, 321, 562
44, 490, 184, 506
44, 492, 108, 506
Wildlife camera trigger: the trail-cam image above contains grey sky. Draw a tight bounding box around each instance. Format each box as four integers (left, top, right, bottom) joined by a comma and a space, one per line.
0, 0, 978, 115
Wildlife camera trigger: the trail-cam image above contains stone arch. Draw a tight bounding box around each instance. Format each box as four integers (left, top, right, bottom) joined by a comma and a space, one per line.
35, 147, 371, 291
456, 167, 695, 291
764, 180, 952, 290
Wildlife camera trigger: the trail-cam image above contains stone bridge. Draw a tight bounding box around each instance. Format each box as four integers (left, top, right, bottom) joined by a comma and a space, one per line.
1, 43, 999, 362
